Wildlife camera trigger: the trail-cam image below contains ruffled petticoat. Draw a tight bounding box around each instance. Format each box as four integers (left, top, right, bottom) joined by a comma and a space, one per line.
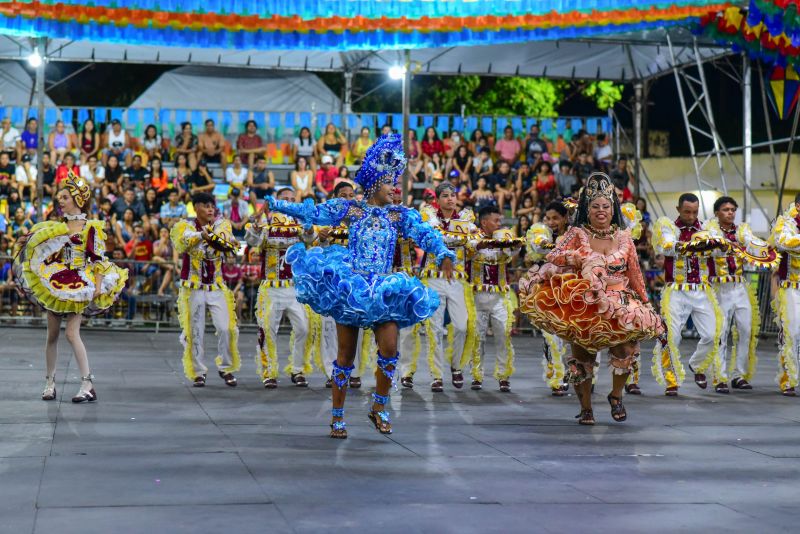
285, 243, 439, 329
13, 222, 128, 316
519, 265, 664, 354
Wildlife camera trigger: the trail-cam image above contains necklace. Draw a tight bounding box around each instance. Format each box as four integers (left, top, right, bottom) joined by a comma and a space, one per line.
63, 213, 87, 221
585, 224, 616, 240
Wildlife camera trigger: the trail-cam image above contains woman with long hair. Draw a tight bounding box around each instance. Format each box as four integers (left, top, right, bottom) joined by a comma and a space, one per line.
519, 173, 664, 424
316, 123, 348, 167
104, 154, 123, 197
267, 134, 455, 438
141, 124, 164, 163
290, 156, 314, 201
79, 119, 100, 164
13, 173, 127, 402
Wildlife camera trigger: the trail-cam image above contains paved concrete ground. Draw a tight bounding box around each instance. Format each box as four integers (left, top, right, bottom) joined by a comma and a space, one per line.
0, 326, 798, 534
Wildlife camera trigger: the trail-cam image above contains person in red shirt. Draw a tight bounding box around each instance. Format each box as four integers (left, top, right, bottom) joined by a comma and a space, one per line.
236, 120, 265, 167
421, 127, 445, 163
55, 153, 80, 185
126, 223, 156, 278
314, 155, 338, 200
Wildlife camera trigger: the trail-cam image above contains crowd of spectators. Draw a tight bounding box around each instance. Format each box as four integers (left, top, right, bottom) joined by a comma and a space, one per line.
1, 116, 663, 323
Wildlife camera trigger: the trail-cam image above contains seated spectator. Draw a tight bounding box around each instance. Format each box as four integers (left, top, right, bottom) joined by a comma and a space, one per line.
48, 120, 75, 164
159, 189, 188, 228
5, 190, 22, 220
554, 159, 577, 198
615, 184, 633, 204
1, 117, 20, 161
594, 133, 613, 172
237, 120, 264, 167
424, 151, 444, 182
40, 153, 56, 198
524, 124, 548, 165
123, 154, 150, 192
225, 154, 248, 190
102, 119, 132, 167
104, 154, 123, 197
198, 119, 227, 172
444, 130, 463, 160
291, 126, 315, 169
17, 118, 38, 164
451, 145, 473, 183
316, 123, 348, 168
112, 187, 146, 222
534, 161, 557, 200
472, 147, 493, 186
186, 159, 215, 196
152, 226, 175, 296
0, 151, 15, 196
494, 126, 521, 165
471, 176, 496, 211
126, 223, 157, 280
222, 253, 245, 319
636, 197, 651, 224
114, 208, 136, 244
468, 128, 485, 155
315, 155, 338, 200
109, 247, 137, 321
573, 151, 594, 183
351, 127, 373, 164
379, 124, 393, 136
405, 129, 423, 179
448, 170, 470, 209
514, 162, 532, 201
248, 156, 275, 206
222, 187, 250, 239
143, 188, 162, 231
489, 160, 517, 217
80, 154, 105, 198
78, 118, 100, 164
140, 124, 164, 163
149, 157, 170, 198
610, 156, 635, 198
173, 121, 199, 170
239, 247, 262, 320
515, 213, 532, 238
16, 154, 38, 201
55, 153, 80, 186
421, 127, 445, 162
7, 206, 32, 241
97, 197, 114, 223
419, 188, 438, 212
290, 156, 313, 202
516, 196, 542, 222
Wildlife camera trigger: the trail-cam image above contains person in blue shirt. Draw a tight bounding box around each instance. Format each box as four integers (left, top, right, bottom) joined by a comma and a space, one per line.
267, 134, 455, 438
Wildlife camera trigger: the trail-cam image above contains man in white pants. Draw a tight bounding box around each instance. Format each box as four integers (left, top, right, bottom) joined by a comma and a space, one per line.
246, 186, 315, 388
171, 192, 241, 387
400, 183, 480, 391
470, 206, 519, 392
652, 193, 723, 396
704, 196, 759, 393
770, 192, 800, 396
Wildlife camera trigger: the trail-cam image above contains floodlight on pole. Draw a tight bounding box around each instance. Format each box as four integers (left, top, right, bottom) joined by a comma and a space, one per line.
27, 47, 43, 68
388, 64, 407, 80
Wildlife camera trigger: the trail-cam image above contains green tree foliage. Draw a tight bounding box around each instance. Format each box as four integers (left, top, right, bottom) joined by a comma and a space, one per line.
420, 75, 623, 117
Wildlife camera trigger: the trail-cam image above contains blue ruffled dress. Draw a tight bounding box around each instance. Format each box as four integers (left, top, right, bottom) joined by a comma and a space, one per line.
269, 198, 455, 329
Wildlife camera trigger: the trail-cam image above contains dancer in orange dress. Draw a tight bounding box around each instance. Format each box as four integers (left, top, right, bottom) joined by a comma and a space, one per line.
518, 173, 664, 425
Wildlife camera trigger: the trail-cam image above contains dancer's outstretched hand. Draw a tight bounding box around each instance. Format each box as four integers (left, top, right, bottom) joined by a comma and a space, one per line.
441, 257, 454, 282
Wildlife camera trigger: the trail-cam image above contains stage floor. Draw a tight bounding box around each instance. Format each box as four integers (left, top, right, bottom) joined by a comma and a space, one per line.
1, 327, 797, 533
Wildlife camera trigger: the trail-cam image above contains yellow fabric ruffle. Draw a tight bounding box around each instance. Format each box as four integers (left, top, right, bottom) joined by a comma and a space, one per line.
214, 287, 241, 374
774, 288, 798, 389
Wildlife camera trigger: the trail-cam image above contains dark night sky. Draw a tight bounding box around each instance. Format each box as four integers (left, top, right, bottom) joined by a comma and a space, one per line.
34, 59, 797, 158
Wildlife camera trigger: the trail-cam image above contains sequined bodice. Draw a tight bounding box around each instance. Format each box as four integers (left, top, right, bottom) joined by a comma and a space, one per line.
347, 207, 399, 275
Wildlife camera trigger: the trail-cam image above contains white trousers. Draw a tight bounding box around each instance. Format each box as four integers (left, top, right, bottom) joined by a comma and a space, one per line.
663, 287, 721, 385
256, 285, 310, 379
715, 283, 755, 382
777, 287, 800, 390
474, 291, 515, 381
425, 278, 471, 379
542, 332, 567, 388
178, 288, 240, 380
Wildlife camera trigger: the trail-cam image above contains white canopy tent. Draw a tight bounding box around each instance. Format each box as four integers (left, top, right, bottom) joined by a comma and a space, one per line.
128, 66, 341, 112
0, 60, 56, 108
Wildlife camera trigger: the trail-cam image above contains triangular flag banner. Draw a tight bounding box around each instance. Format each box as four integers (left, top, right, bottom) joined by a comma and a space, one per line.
768, 65, 800, 120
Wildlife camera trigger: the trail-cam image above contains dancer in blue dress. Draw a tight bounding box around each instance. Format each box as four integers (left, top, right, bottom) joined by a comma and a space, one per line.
267, 134, 455, 438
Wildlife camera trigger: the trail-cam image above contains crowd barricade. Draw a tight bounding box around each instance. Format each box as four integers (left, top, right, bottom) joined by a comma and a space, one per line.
0, 255, 781, 338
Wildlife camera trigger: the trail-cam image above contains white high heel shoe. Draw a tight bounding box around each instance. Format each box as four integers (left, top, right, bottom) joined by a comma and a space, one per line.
42, 375, 56, 401
71, 374, 97, 403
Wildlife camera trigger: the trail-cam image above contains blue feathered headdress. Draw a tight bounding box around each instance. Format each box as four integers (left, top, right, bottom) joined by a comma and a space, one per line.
354, 133, 406, 197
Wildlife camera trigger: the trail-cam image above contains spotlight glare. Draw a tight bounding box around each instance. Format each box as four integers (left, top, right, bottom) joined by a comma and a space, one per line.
27, 48, 42, 68
388, 65, 406, 80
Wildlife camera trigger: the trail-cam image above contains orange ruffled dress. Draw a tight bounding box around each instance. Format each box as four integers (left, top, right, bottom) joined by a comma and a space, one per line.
518, 226, 664, 353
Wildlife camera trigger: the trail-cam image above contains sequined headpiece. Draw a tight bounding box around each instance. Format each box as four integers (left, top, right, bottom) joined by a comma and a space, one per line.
584, 172, 615, 202
63, 170, 91, 208
355, 133, 406, 197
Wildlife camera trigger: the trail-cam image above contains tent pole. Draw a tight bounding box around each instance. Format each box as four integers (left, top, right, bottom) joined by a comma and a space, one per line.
776, 95, 800, 217
633, 81, 643, 200
401, 50, 411, 206
742, 54, 752, 222
35, 38, 46, 223
343, 70, 353, 139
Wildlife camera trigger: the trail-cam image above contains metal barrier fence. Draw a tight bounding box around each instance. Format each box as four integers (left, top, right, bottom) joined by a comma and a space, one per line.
0, 255, 781, 337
